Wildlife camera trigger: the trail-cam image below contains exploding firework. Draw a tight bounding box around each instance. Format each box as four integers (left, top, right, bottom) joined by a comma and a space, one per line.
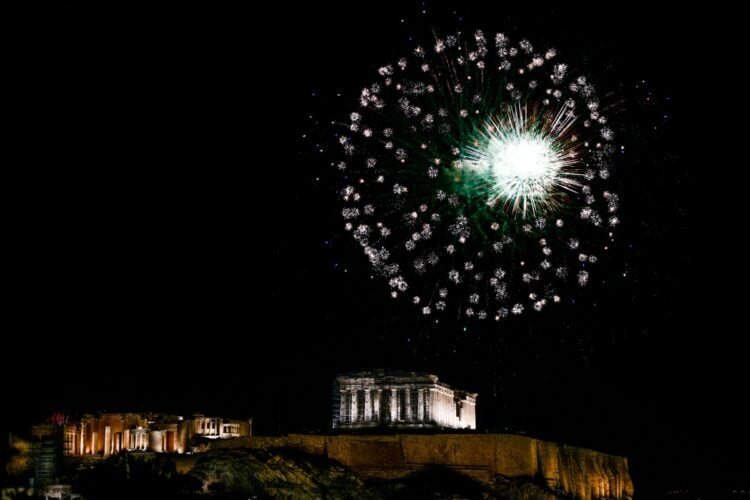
336, 30, 619, 321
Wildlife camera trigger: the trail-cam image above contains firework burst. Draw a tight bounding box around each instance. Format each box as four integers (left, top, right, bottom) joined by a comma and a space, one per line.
335, 30, 618, 321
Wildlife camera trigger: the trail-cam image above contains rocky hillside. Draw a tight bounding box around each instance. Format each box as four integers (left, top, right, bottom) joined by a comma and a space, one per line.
237, 433, 633, 499
187, 447, 572, 499
28, 433, 631, 499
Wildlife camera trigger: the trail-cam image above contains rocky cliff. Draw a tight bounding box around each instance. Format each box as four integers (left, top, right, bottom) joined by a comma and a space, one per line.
229, 433, 633, 499
184, 447, 569, 499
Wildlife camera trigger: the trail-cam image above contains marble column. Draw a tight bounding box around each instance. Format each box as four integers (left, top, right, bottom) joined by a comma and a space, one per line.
443, 393, 449, 425
351, 390, 358, 423
364, 389, 371, 422
375, 389, 382, 422
424, 389, 435, 422
104, 426, 111, 456
339, 390, 347, 425
390, 388, 398, 422
79, 424, 85, 456
404, 388, 411, 422
417, 389, 424, 422
438, 393, 444, 425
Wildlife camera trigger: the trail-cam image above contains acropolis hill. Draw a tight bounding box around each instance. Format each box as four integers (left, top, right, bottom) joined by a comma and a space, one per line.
178, 433, 634, 499
3, 371, 633, 499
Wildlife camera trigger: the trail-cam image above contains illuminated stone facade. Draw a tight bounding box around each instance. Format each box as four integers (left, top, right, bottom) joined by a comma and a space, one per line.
62, 413, 252, 456
332, 370, 477, 430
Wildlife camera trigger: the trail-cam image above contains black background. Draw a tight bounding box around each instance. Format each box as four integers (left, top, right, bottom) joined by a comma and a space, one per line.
4, 2, 745, 497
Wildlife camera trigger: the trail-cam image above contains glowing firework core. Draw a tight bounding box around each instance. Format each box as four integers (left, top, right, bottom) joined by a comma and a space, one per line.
491, 135, 555, 180
465, 104, 580, 217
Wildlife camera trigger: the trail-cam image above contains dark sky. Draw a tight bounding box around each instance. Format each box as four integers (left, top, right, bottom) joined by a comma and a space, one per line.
4, 2, 744, 497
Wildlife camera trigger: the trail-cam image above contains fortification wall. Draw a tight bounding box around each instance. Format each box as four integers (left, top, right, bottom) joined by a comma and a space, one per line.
232, 433, 633, 499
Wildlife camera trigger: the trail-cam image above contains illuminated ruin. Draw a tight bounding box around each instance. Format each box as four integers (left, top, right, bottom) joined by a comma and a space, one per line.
332, 370, 477, 430
61, 412, 252, 456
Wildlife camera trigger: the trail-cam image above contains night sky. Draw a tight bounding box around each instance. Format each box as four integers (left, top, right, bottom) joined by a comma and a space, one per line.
4, 2, 745, 497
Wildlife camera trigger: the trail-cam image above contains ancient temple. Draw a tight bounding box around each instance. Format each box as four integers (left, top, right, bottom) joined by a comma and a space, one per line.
61, 412, 252, 456
332, 370, 477, 430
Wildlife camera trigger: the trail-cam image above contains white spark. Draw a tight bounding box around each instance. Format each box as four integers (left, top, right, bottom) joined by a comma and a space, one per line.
577, 270, 589, 286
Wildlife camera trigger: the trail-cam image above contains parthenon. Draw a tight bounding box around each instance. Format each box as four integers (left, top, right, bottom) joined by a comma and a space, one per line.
332, 370, 477, 430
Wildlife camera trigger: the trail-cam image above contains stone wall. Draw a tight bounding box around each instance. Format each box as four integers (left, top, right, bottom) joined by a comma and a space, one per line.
234, 434, 633, 500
